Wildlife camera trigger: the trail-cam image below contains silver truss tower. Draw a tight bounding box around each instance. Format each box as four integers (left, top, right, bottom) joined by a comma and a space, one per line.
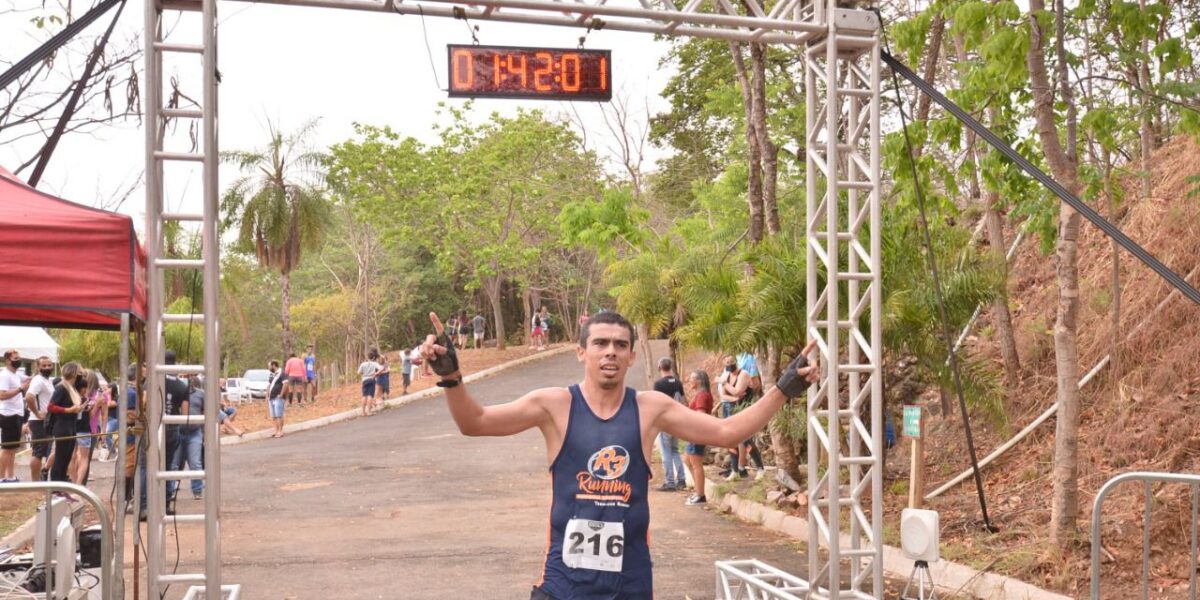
804, 7, 883, 599
143, 0, 238, 596
142, 0, 880, 597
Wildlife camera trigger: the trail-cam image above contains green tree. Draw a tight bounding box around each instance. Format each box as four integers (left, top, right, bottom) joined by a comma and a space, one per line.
221, 119, 332, 357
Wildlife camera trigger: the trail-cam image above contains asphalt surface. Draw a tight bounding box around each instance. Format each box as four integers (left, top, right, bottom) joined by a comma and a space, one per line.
158, 346, 809, 599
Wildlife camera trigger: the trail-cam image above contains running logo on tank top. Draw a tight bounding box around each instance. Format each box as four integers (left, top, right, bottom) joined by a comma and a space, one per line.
576, 445, 633, 504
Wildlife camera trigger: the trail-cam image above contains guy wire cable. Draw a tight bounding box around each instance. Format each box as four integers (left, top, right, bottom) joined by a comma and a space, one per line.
872, 7, 996, 532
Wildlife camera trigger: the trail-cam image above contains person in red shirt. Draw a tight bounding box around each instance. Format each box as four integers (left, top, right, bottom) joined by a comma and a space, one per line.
283, 353, 307, 406
683, 369, 715, 506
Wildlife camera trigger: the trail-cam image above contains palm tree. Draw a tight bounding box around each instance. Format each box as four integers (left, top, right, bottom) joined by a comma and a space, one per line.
221, 119, 331, 356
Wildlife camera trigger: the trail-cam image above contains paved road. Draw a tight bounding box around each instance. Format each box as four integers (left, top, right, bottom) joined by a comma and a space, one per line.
164, 346, 807, 599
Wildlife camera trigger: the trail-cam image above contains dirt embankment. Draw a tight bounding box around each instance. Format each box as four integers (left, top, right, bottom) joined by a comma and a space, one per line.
914, 135, 1200, 596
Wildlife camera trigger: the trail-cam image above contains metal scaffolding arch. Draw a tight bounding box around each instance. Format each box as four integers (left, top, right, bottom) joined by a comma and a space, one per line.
140, 0, 882, 597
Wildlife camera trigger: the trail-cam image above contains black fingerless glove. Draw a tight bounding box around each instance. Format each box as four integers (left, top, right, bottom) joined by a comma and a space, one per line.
429, 330, 460, 377
776, 354, 811, 399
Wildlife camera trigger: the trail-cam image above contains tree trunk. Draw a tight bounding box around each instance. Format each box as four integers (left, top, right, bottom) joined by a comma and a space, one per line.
729, 42, 764, 244
485, 276, 506, 350
522, 286, 534, 348
749, 43, 780, 235
1028, 0, 1084, 547
1137, 0, 1153, 199
954, 36, 1020, 389
985, 201, 1021, 389
915, 13, 945, 124
636, 323, 654, 389
281, 271, 293, 357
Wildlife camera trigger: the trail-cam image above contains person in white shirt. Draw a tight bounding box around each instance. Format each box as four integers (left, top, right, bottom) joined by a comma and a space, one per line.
24, 356, 55, 481
0, 350, 30, 482
358, 349, 383, 417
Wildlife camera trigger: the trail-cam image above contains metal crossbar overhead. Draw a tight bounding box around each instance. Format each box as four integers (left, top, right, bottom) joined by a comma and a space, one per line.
141, 0, 881, 597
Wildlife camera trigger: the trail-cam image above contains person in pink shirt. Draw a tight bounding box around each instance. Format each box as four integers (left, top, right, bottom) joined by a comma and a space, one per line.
283, 353, 307, 406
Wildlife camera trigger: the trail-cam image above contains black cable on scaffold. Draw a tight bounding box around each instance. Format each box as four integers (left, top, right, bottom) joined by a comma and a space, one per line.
872, 9, 996, 533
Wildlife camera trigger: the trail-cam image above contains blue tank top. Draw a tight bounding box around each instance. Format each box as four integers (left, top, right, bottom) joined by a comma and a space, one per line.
537, 385, 653, 600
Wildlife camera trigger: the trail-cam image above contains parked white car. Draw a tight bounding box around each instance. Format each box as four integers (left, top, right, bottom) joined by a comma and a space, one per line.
223, 377, 245, 403
241, 369, 271, 400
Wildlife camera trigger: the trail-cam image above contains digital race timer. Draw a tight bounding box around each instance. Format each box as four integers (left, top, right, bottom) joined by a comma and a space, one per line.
446, 45, 612, 101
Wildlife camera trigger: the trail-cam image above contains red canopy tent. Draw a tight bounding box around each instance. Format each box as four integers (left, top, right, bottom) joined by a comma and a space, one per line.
0, 167, 146, 329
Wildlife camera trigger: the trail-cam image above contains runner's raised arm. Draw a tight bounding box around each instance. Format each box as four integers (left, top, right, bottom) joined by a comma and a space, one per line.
422, 312, 552, 437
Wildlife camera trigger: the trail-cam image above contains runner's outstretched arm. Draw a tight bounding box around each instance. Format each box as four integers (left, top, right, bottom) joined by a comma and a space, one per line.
422, 312, 550, 437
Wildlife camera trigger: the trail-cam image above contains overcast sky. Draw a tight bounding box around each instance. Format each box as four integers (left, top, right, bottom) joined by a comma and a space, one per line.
2, 0, 675, 227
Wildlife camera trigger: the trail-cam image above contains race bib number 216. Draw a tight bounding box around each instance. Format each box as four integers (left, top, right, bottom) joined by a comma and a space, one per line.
562, 519, 624, 572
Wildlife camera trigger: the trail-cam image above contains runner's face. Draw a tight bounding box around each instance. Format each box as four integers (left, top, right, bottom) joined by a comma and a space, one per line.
577, 323, 635, 390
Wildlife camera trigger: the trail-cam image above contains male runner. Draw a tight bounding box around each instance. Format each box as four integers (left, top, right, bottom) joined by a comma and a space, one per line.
421, 310, 817, 599
304, 345, 318, 403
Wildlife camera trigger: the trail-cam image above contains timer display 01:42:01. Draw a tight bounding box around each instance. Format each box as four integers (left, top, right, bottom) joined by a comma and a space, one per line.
447, 45, 612, 101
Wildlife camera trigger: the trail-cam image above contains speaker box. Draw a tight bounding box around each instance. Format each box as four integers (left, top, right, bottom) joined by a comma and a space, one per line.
900, 508, 940, 562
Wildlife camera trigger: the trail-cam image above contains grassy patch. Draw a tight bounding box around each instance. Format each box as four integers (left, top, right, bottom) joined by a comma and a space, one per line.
0, 493, 45, 539
745, 478, 772, 504
710, 481, 735, 501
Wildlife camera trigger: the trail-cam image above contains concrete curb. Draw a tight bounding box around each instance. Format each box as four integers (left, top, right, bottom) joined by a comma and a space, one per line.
221, 344, 576, 446
707, 478, 1071, 600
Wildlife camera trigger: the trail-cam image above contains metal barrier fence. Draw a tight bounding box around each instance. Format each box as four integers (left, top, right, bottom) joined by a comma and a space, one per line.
0, 481, 114, 600
1091, 471, 1200, 600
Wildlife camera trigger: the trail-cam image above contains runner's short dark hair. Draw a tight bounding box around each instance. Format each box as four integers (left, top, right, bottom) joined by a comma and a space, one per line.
578, 311, 636, 348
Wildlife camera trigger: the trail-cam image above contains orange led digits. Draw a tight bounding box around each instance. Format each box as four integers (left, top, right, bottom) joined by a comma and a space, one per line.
446, 45, 613, 101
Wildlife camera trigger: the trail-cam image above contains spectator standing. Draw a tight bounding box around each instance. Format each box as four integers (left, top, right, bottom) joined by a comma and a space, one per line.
284, 353, 306, 406
539, 307, 552, 345
358, 350, 382, 416
73, 371, 110, 484
267, 360, 287, 438
0, 350, 29, 482
683, 369, 715, 505
400, 349, 414, 396
471, 313, 486, 349
304, 345, 318, 404
124, 366, 141, 508
24, 356, 55, 481
718, 355, 766, 481
457, 311, 469, 349
46, 362, 86, 487
529, 310, 543, 350
100, 383, 119, 462
170, 377, 205, 501
375, 354, 391, 408
162, 351, 190, 512
652, 357, 687, 492
577, 310, 589, 335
